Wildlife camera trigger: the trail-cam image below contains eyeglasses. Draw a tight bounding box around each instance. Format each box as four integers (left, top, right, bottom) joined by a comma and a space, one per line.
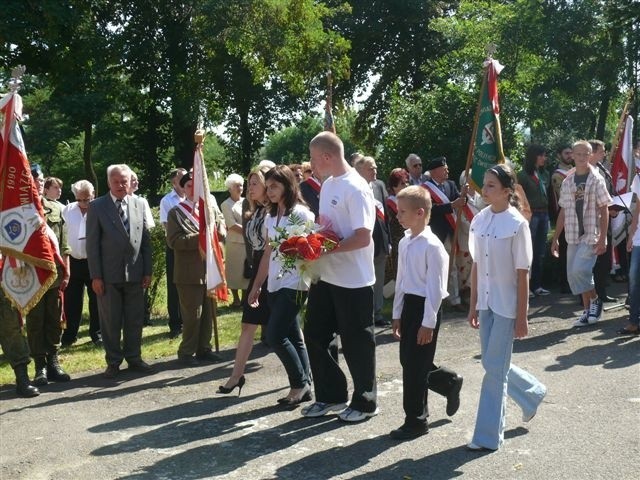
76, 198, 92, 203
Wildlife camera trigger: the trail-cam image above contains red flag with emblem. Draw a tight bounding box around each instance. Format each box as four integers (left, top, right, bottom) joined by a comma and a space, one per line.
0, 89, 58, 316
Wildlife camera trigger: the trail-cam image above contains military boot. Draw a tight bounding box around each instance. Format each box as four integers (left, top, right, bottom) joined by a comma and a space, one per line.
47, 352, 71, 382
33, 357, 48, 386
14, 363, 40, 398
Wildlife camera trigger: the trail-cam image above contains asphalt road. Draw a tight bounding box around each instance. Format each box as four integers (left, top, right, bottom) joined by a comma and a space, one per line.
1, 286, 638, 480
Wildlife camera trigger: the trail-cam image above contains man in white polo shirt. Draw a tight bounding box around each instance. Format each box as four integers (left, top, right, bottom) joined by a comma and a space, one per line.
302, 131, 378, 423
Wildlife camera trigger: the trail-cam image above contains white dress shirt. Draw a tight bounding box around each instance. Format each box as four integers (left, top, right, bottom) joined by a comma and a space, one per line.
160, 189, 184, 224
392, 226, 449, 328
62, 202, 88, 259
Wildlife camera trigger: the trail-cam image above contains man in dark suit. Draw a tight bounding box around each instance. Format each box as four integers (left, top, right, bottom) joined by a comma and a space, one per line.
421, 156, 468, 311
86, 164, 154, 378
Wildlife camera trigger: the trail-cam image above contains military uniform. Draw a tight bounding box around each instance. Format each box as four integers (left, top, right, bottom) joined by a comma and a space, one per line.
0, 285, 39, 396
26, 197, 71, 385
166, 201, 220, 363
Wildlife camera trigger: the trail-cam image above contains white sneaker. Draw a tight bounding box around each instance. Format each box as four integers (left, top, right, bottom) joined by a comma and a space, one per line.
301, 401, 347, 418
534, 287, 550, 296
338, 406, 379, 422
587, 297, 603, 324
573, 311, 589, 327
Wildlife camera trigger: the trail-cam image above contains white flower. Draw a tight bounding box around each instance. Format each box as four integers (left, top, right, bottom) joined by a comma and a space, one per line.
285, 223, 306, 237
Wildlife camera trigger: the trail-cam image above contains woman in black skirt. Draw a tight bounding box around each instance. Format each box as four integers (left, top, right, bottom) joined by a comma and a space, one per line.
218, 165, 272, 395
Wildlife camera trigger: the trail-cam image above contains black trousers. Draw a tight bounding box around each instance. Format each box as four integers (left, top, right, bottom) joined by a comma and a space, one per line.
305, 281, 377, 413
165, 247, 182, 332
400, 294, 442, 426
62, 257, 100, 343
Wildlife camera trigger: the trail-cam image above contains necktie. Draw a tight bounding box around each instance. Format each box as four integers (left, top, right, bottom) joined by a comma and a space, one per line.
116, 199, 129, 234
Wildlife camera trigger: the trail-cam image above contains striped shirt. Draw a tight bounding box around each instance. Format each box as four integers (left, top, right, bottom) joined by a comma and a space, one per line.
558, 165, 611, 245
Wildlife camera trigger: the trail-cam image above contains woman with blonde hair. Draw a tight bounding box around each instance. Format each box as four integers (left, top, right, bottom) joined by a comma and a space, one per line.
218, 165, 272, 395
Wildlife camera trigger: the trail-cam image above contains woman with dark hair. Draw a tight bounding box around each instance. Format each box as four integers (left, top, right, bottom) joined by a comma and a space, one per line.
218, 166, 271, 395
385, 168, 410, 283
247, 165, 314, 406
467, 164, 546, 451
517, 144, 551, 297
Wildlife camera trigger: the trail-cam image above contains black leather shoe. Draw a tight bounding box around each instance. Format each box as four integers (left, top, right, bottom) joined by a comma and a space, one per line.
195, 350, 221, 363
178, 354, 199, 366
374, 318, 391, 327
446, 375, 464, 416
127, 360, 155, 373
104, 364, 120, 379
390, 423, 428, 440
168, 329, 182, 339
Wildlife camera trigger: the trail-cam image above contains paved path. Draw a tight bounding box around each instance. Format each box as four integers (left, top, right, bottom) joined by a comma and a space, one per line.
1, 287, 638, 480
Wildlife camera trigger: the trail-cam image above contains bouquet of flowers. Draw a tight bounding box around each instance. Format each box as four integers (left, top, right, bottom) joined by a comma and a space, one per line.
269, 212, 339, 280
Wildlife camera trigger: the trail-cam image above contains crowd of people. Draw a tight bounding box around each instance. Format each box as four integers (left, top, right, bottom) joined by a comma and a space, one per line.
1, 132, 639, 452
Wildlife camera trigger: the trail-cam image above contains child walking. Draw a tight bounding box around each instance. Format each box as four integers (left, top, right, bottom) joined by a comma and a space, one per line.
390, 186, 449, 440
467, 164, 547, 451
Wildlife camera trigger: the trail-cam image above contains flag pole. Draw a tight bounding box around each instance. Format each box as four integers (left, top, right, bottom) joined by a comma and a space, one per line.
451, 45, 496, 287
609, 89, 633, 161
463, 68, 488, 193
324, 49, 336, 134
193, 129, 221, 352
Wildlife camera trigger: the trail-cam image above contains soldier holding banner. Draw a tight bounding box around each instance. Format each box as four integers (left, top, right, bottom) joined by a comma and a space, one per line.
166, 171, 221, 365
26, 164, 72, 386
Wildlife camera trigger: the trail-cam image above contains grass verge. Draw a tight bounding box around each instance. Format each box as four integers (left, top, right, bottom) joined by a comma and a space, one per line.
0, 301, 249, 386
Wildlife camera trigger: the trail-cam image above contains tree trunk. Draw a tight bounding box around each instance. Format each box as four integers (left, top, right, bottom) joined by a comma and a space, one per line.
238, 102, 253, 174
83, 121, 98, 195
595, 92, 610, 141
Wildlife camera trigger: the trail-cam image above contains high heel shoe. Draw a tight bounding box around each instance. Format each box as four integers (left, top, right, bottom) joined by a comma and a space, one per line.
278, 385, 312, 406
218, 376, 245, 396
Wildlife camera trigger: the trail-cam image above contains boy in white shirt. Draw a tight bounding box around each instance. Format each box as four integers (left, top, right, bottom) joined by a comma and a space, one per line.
390, 186, 449, 439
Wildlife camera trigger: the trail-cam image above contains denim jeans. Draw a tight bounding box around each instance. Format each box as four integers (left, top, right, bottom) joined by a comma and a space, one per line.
529, 211, 549, 291
629, 246, 640, 328
472, 308, 546, 450
267, 289, 310, 389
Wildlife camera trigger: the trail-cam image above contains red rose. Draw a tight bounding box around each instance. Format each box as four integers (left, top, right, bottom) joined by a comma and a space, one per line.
279, 237, 300, 256
296, 236, 321, 260
306, 233, 323, 251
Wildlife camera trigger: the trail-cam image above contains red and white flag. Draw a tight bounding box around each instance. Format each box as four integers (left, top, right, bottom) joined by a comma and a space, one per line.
0, 91, 58, 316
192, 143, 228, 301
610, 115, 634, 194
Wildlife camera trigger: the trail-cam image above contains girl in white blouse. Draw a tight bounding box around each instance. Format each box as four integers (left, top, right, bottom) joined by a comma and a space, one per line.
466, 164, 547, 451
